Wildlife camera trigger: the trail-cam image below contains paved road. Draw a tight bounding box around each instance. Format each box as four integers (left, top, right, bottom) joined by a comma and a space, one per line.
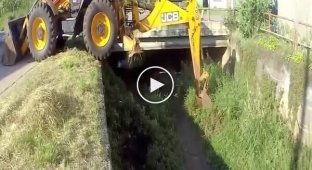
0, 32, 37, 99
0, 56, 37, 99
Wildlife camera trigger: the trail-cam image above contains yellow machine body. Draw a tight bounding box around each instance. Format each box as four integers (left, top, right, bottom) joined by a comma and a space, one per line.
122, 0, 210, 104
4, 0, 210, 104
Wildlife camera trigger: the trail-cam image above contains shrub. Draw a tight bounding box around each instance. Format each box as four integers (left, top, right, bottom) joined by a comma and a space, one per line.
288, 50, 304, 64
256, 35, 279, 51
238, 0, 271, 38
224, 10, 239, 32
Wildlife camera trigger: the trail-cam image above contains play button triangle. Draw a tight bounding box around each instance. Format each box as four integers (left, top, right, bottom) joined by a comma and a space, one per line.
150, 78, 165, 93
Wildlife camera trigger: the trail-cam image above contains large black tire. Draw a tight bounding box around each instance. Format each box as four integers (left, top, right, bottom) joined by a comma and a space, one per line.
27, 3, 58, 61
83, 0, 117, 60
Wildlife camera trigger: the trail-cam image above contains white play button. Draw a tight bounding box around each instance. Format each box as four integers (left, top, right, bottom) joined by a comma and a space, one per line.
150, 78, 165, 93
137, 66, 175, 104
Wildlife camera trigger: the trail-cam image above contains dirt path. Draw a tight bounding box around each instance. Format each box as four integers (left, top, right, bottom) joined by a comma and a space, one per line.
173, 98, 211, 170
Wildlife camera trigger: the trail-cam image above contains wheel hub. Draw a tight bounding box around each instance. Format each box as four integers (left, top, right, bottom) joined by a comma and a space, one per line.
31, 17, 47, 51
37, 27, 44, 40
97, 23, 105, 36
91, 12, 111, 47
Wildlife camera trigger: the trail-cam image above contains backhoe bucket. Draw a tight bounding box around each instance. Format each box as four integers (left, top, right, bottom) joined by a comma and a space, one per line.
2, 17, 28, 66
199, 81, 212, 109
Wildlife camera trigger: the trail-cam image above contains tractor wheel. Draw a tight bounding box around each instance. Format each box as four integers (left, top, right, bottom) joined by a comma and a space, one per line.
83, 0, 117, 60
27, 2, 58, 61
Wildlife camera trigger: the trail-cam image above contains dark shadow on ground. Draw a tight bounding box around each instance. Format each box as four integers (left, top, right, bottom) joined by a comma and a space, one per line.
106, 48, 229, 170
291, 48, 311, 170
173, 96, 229, 170
224, 49, 236, 75
65, 36, 86, 51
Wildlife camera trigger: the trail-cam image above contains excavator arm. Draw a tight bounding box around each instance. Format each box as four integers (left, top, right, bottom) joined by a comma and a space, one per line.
127, 0, 210, 105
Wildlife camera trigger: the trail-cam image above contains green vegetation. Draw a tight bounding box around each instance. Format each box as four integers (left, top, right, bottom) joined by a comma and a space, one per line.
205, 0, 311, 167
256, 34, 310, 68
0, 49, 108, 169
185, 74, 292, 169
178, 36, 312, 169
224, 10, 238, 32
288, 57, 306, 115
0, 0, 33, 30
238, 0, 271, 37
102, 65, 183, 169
0, 48, 184, 169
288, 50, 304, 64
256, 34, 279, 51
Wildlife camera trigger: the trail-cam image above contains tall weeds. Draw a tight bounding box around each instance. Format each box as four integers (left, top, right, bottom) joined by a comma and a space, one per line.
180, 40, 311, 169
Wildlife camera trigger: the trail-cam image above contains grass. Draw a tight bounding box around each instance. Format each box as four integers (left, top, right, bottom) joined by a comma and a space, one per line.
0, 1, 32, 31
182, 66, 311, 170
0, 49, 109, 169
178, 35, 312, 169
0, 47, 184, 169
0, 10, 28, 31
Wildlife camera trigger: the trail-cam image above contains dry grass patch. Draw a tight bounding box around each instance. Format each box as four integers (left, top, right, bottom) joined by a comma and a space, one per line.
0, 49, 109, 169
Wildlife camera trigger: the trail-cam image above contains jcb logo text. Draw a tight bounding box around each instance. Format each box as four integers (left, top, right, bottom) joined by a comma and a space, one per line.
161, 12, 179, 23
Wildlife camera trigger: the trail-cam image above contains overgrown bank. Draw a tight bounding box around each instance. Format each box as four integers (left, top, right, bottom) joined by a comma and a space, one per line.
102, 64, 184, 169
0, 48, 184, 169
0, 49, 108, 168
179, 35, 312, 169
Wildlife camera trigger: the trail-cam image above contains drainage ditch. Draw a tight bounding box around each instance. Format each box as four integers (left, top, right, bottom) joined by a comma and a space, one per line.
101, 48, 225, 169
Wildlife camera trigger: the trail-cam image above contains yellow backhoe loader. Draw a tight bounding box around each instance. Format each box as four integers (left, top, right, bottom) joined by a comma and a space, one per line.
3, 0, 210, 106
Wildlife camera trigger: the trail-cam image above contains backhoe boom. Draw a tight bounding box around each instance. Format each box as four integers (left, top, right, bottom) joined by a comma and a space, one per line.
3, 0, 210, 106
